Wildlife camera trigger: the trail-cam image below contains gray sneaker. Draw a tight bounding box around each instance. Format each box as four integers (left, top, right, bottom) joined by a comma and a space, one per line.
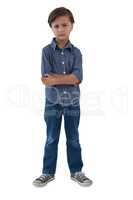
71, 172, 93, 187
33, 174, 55, 187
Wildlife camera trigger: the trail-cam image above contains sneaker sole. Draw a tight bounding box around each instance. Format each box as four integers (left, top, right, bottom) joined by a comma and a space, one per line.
71, 177, 93, 187
32, 177, 55, 187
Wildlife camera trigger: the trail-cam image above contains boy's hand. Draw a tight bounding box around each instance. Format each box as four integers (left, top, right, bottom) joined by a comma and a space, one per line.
41, 75, 56, 86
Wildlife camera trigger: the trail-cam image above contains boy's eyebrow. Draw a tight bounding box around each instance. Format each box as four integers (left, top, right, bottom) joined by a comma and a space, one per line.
54, 22, 69, 26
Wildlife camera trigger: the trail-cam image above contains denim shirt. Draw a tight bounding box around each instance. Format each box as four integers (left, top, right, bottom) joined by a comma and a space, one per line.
41, 38, 83, 106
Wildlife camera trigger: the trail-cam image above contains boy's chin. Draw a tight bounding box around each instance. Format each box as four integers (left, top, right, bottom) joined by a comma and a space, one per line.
57, 36, 69, 41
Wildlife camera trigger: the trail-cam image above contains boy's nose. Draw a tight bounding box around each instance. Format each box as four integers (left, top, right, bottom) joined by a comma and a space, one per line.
58, 26, 64, 32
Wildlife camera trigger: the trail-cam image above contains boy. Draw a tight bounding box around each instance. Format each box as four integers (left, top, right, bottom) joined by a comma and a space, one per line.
33, 7, 92, 187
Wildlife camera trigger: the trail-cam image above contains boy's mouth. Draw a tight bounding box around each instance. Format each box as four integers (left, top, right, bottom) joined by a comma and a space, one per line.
58, 34, 66, 37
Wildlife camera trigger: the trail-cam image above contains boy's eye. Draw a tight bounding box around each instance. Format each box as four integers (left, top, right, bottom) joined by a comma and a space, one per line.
54, 24, 68, 29
54, 25, 59, 29
62, 24, 67, 27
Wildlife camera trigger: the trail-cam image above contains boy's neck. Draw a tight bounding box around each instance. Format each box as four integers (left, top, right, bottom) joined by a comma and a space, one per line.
56, 38, 69, 49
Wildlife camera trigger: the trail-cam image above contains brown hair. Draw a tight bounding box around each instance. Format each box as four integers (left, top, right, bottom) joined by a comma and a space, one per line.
48, 7, 75, 27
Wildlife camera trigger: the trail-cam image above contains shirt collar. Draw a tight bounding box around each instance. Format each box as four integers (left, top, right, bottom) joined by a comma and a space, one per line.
50, 38, 73, 51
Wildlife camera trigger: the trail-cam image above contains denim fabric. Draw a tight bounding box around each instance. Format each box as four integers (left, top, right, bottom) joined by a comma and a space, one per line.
42, 100, 83, 174
41, 38, 83, 106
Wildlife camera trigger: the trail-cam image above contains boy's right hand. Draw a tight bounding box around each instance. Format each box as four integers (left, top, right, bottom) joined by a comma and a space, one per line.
41, 75, 56, 86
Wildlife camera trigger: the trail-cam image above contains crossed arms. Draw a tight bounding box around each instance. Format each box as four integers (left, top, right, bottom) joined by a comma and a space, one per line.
41, 73, 81, 86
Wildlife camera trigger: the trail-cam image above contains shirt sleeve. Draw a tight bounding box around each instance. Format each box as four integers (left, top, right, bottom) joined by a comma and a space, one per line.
72, 49, 83, 83
41, 48, 52, 76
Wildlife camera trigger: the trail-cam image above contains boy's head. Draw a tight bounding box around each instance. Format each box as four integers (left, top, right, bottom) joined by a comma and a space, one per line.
48, 7, 75, 42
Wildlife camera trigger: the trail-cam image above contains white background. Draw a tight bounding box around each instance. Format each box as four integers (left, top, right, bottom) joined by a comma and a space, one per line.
0, 0, 133, 199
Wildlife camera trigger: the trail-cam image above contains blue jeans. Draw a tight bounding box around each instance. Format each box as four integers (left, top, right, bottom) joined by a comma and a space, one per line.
42, 100, 83, 175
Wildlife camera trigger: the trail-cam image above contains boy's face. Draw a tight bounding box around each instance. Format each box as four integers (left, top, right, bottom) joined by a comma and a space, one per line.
51, 16, 73, 42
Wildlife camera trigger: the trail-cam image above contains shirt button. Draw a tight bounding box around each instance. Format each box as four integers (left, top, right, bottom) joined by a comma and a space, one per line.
61, 51, 64, 55
64, 91, 67, 94
62, 61, 65, 65
63, 71, 66, 74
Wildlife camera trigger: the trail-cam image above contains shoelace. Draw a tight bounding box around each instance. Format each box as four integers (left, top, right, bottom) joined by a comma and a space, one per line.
37, 175, 50, 181
75, 172, 88, 182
